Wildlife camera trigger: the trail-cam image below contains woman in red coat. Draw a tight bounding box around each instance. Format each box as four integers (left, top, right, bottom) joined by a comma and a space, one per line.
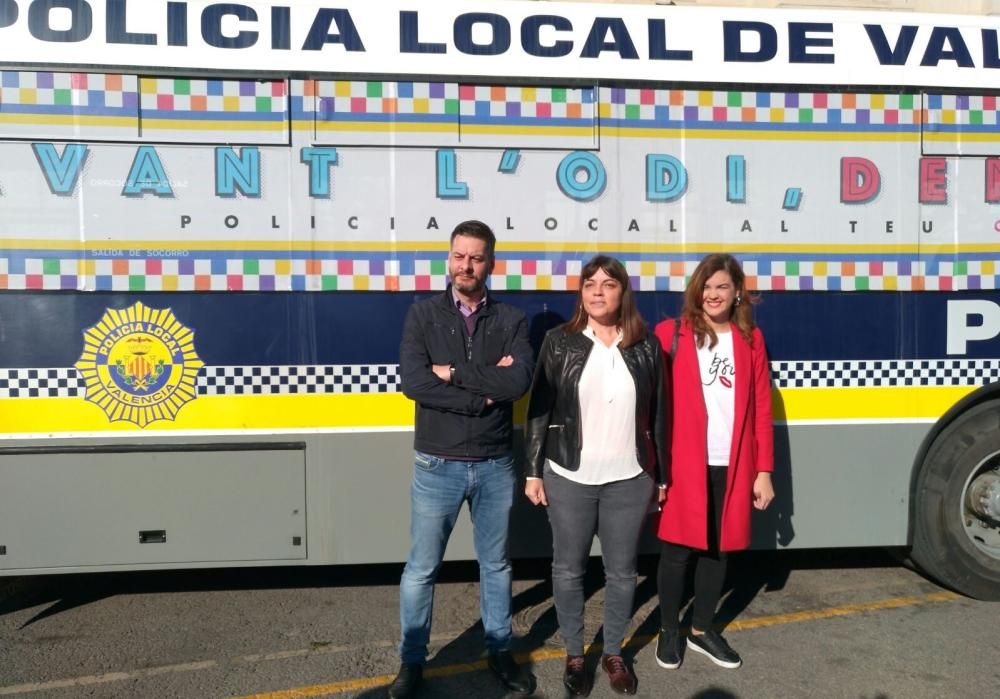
653, 253, 775, 671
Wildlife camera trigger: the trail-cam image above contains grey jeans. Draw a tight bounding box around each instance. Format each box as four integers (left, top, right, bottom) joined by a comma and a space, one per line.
543, 466, 655, 656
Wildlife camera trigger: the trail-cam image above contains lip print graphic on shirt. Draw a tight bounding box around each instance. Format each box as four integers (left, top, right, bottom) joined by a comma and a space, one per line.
704, 353, 735, 389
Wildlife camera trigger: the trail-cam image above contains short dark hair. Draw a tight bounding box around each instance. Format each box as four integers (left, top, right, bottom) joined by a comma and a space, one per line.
450, 220, 496, 261
564, 255, 646, 348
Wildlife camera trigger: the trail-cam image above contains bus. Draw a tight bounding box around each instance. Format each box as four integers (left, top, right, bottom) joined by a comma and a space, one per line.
0, 0, 998, 601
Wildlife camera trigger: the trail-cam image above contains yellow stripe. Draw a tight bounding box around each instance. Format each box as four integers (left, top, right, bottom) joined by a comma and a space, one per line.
3, 239, 1000, 255
0, 115, 284, 131
724, 590, 959, 631
0, 114, 137, 127
233, 590, 958, 699
0, 385, 977, 434
602, 126, 921, 142
314, 121, 458, 134
0, 393, 414, 433
460, 124, 595, 137
141, 119, 285, 132
774, 386, 975, 422
0, 114, 970, 143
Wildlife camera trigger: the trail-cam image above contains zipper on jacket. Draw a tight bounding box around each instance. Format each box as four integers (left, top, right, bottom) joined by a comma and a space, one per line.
575, 341, 594, 453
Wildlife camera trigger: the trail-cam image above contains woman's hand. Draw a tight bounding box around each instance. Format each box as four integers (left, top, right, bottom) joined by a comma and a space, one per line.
752, 472, 774, 510
525, 478, 548, 506
657, 485, 667, 505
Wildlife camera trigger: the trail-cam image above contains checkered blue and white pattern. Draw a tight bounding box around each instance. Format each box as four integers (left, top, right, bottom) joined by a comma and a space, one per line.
771, 359, 1000, 389
199, 365, 399, 395
0, 365, 400, 398
2, 361, 997, 398
0, 368, 85, 398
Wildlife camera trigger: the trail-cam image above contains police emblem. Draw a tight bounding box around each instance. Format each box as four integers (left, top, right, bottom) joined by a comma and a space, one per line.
75, 302, 204, 427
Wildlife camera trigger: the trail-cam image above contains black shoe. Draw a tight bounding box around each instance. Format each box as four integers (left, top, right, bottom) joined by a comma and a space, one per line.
388, 662, 423, 698
563, 654, 592, 696
687, 630, 742, 669
487, 650, 536, 694
655, 628, 681, 669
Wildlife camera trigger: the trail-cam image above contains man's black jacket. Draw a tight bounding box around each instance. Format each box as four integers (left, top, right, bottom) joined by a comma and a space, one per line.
399, 288, 534, 459
524, 327, 668, 484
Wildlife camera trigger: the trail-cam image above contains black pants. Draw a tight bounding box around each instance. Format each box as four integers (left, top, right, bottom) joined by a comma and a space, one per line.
657, 465, 728, 632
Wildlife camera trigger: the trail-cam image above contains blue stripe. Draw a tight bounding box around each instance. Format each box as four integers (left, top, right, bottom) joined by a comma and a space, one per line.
601, 118, 922, 133
2, 290, 999, 369
0, 104, 137, 118
142, 110, 285, 122
460, 116, 594, 128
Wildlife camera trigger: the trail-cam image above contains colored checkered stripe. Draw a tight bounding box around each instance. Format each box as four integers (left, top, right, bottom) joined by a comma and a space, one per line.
771, 359, 1000, 389
599, 88, 926, 130
0, 71, 138, 117
5, 71, 998, 135
925, 93, 1000, 131
298, 81, 595, 127
0, 365, 398, 399
0, 254, 997, 293
2, 360, 997, 399
310, 80, 459, 122
139, 78, 286, 122
459, 85, 595, 125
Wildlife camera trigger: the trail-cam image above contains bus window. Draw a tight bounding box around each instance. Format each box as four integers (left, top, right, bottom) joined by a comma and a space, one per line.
921, 92, 1000, 157
310, 79, 460, 147
0, 71, 139, 142
138, 77, 289, 146
458, 84, 597, 150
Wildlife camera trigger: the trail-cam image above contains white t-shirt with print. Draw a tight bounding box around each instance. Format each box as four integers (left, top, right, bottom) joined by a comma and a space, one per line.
696, 330, 736, 466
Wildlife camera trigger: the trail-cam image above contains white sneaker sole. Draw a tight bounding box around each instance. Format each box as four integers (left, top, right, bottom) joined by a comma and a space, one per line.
686, 638, 742, 669
654, 638, 681, 669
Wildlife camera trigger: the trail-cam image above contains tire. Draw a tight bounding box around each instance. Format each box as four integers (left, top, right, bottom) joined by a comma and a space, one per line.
912, 400, 1000, 601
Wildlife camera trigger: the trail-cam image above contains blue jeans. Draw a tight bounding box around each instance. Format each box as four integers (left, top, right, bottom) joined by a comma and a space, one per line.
399, 451, 516, 664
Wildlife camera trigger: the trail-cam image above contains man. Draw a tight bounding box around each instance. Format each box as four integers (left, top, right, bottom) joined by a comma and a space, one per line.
390, 220, 535, 698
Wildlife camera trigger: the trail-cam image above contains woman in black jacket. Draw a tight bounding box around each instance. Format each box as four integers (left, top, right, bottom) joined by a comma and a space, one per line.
525, 255, 668, 696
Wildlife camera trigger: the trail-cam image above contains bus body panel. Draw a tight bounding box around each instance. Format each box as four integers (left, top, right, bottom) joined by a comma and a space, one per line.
1, 3, 999, 595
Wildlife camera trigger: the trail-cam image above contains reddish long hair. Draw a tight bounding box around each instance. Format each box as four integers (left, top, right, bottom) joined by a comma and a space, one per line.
681, 253, 757, 349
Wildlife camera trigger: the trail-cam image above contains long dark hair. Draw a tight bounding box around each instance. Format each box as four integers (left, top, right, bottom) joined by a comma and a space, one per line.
563, 255, 646, 347
681, 253, 757, 349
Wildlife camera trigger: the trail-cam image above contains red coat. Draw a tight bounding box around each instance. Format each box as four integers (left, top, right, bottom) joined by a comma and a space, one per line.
654, 318, 774, 552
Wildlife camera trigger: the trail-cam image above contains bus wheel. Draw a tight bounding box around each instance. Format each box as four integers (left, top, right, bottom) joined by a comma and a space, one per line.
912, 400, 1000, 601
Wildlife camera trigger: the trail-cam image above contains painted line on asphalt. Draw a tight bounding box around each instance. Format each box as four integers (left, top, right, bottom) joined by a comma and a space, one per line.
0, 661, 217, 696
232, 589, 961, 699
724, 590, 960, 631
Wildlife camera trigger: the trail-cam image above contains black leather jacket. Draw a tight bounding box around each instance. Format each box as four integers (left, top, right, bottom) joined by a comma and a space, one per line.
525, 327, 668, 483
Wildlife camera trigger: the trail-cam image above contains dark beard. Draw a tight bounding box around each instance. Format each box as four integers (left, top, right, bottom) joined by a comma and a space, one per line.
452, 277, 483, 295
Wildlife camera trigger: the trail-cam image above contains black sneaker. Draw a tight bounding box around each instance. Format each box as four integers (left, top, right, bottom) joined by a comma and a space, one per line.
488, 650, 536, 694
687, 630, 742, 669
655, 629, 681, 669
388, 662, 423, 698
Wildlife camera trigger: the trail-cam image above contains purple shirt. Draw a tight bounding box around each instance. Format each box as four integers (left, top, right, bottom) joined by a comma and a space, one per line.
452, 287, 487, 336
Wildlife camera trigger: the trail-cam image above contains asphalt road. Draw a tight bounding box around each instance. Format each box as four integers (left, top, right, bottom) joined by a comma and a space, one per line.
1, 550, 997, 698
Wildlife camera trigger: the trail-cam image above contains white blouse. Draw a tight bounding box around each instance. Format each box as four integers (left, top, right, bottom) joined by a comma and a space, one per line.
547, 327, 644, 485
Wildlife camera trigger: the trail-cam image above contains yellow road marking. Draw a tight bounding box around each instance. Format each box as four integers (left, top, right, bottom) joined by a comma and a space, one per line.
724, 590, 960, 631
234, 590, 960, 699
